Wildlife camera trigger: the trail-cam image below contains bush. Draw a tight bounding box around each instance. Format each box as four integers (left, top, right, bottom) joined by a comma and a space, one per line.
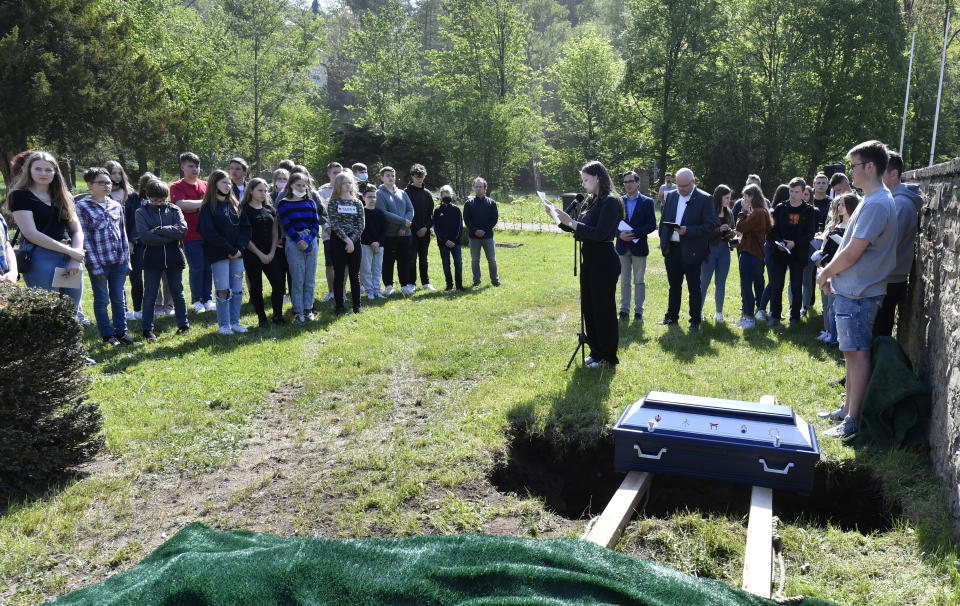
0, 284, 103, 499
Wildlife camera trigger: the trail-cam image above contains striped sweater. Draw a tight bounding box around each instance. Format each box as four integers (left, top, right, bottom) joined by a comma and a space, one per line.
277, 195, 321, 253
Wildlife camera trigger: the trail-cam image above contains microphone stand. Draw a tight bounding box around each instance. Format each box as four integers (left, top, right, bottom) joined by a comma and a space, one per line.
565, 195, 587, 370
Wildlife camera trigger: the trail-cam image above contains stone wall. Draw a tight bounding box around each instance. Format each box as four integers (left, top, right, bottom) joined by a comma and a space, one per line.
901, 158, 960, 523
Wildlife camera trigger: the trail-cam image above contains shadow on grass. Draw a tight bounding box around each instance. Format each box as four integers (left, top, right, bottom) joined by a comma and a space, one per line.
1, 469, 90, 517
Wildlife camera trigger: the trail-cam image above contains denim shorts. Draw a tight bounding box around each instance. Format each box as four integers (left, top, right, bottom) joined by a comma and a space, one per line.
833, 294, 883, 351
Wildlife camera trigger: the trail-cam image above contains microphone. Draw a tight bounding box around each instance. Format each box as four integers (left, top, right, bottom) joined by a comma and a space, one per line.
565, 193, 585, 215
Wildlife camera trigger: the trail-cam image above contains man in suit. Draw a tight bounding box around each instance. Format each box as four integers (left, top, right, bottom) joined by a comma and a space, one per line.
658, 167, 719, 331
616, 170, 657, 323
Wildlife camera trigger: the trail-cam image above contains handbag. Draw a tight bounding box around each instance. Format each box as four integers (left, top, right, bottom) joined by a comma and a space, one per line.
11, 229, 34, 277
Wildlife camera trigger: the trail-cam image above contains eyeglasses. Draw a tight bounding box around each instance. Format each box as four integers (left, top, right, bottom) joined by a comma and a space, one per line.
849, 161, 867, 171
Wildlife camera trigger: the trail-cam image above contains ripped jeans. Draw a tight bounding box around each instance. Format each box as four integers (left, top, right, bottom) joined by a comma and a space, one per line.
211, 257, 244, 328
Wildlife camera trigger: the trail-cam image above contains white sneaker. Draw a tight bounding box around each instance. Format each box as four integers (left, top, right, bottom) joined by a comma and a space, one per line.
755, 310, 768, 321
218, 326, 234, 335
204, 300, 216, 312
407, 283, 417, 293
384, 285, 395, 296
816, 331, 829, 342
125, 310, 137, 320
715, 312, 724, 323
134, 310, 142, 320
192, 301, 206, 313
163, 305, 176, 316
321, 292, 334, 302
230, 324, 248, 333
401, 284, 415, 295
376, 291, 387, 299
738, 317, 756, 329
423, 283, 436, 292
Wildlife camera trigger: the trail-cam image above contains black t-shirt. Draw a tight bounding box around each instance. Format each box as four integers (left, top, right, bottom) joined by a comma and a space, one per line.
242, 204, 277, 252
9, 189, 69, 240
812, 196, 832, 232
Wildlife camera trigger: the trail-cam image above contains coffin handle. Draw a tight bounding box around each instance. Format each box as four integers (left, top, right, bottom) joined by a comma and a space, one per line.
758, 459, 794, 475
634, 445, 667, 460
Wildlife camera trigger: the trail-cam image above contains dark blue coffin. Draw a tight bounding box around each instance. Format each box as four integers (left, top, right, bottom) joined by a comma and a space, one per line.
612, 391, 820, 493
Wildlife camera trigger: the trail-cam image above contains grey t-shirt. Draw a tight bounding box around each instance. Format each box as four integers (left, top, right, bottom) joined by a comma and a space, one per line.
830, 187, 898, 299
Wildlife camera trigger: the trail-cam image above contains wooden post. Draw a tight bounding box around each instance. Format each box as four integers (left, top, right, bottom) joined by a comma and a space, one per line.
742, 394, 777, 598
582, 471, 653, 548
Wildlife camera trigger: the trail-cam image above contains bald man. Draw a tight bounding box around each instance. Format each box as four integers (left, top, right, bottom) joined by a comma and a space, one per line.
657, 168, 719, 332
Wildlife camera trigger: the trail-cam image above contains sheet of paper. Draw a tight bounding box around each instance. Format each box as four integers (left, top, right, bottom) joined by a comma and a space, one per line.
540, 192, 560, 225
775, 240, 792, 254
618, 220, 639, 243
52, 267, 82, 289
830, 233, 843, 245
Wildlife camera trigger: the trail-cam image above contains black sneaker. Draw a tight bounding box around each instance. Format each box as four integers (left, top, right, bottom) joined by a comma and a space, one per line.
142, 330, 158, 342
115, 332, 135, 345
491, 280, 501, 287
334, 307, 346, 316
272, 317, 287, 326
657, 317, 677, 325
634, 313, 643, 323
353, 306, 364, 314
103, 336, 122, 347
472, 281, 481, 287
176, 325, 190, 334
618, 311, 629, 321
258, 319, 271, 329
689, 323, 700, 332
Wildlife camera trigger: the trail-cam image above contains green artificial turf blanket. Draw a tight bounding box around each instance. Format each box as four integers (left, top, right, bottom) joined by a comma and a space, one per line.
49, 522, 838, 605
845, 336, 931, 449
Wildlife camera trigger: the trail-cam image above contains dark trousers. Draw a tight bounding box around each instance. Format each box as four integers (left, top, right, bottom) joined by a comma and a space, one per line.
664, 243, 703, 325
437, 242, 463, 288
130, 242, 145, 312
330, 238, 362, 310
410, 232, 431, 285
581, 244, 620, 364
767, 251, 806, 321
243, 249, 285, 321
873, 280, 908, 338
382, 235, 411, 287
739, 252, 765, 316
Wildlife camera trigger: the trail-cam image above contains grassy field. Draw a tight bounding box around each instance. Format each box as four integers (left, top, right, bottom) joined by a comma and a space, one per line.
2, 230, 958, 605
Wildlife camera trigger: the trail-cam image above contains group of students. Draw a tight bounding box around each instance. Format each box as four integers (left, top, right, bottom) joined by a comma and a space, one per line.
2, 150, 503, 344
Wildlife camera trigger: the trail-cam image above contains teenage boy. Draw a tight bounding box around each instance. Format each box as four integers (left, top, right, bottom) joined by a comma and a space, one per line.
830, 172, 851, 197
803, 172, 834, 312
352, 163, 369, 189
874, 149, 922, 337
818, 140, 898, 437
617, 170, 657, 322
375, 166, 415, 295
229, 157, 249, 200
76, 167, 133, 346
171, 152, 213, 313
463, 177, 500, 287
766, 177, 817, 327
405, 163, 436, 291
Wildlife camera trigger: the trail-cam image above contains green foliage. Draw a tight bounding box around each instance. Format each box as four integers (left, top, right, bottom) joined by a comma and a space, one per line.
0, 285, 102, 500
344, 0, 425, 135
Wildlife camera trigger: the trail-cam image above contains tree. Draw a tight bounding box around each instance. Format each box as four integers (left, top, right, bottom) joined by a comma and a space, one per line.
344, 0, 424, 135
621, 0, 726, 186
223, 0, 323, 175
0, 0, 157, 187
429, 0, 543, 192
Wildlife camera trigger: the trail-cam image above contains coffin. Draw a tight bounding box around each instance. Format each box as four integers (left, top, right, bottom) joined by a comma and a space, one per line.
612, 391, 820, 493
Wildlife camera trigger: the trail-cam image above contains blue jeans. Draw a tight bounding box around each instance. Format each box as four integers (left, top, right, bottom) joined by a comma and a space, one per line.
23, 246, 83, 314
212, 257, 244, 328
738, 252, 765, 316
183, 240, 212, 304
438, 242, 463, 288
699, 242, 730, 315
141, 268, 188, 332
360, 244, 383, 294
88, 262, 129, 338
285, 239, 317, 314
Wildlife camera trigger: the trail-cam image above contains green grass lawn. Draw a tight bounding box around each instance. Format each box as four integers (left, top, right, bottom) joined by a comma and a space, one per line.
2, 230, 958, 605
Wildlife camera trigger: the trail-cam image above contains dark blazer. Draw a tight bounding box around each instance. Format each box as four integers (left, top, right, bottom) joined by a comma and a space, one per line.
616, 192, 657, 257
658, 187, 718, 263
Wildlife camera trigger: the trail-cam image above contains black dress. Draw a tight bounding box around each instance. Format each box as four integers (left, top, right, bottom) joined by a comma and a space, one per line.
561, 194, 622, 365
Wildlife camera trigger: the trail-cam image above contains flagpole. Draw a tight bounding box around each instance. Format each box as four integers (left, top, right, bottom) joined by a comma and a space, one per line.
930, 11, 951, 166
899, 31, 916, 154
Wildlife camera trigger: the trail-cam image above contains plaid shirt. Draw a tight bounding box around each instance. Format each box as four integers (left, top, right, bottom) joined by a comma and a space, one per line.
76, 195, 130, 276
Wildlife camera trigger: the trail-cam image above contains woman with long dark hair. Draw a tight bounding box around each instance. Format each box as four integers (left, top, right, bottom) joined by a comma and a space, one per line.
699, 184, 736, 322
734, 183, 772, 329
548, 160, 624, 368
241, 178, 285, 327
198, 170, 251, 335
